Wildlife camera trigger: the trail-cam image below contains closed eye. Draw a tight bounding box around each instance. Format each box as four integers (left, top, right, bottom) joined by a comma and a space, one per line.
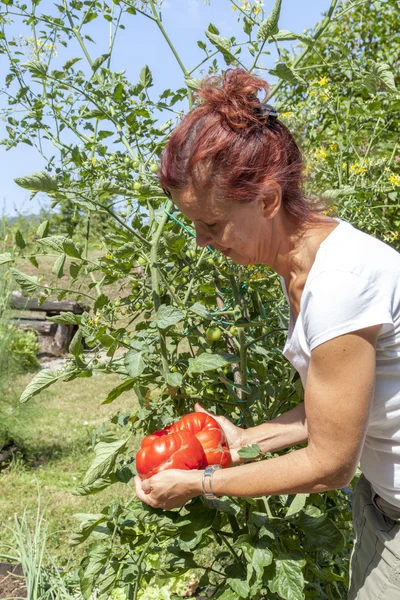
206, 223, 218, 228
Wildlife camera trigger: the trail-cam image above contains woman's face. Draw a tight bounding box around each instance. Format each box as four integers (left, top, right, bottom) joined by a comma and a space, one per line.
171, 184, 280, 266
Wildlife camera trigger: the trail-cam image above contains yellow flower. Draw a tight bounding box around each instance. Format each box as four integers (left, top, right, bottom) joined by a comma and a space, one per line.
232, 4, 237, 9
319, 77, 329, 86
315, 147, 328, 160
389, 174, 400, 187
392, 232, 399, 239
91, 157, 97, 165
106, 252, 113, 260
329, 143, 338, 152
254, 6, 260, 14
349, 161, 367, 175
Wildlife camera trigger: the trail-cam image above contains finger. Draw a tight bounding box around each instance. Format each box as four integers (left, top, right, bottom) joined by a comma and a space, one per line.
134, 476, 155, 505
195, 402, 214, 415
141, 478, 152, 495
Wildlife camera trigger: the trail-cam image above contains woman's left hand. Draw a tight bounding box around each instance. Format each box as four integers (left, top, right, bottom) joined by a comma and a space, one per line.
134, 469, 203, 510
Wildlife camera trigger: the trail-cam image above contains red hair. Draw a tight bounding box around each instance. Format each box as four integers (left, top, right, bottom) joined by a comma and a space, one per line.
158, 68, 322, 222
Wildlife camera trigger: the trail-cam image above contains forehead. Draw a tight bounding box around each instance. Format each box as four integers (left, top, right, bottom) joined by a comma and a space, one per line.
171, 186, 229, 222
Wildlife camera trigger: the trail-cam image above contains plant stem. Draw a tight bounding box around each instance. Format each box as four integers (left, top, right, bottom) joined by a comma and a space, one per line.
132, 531, 157, 600
150, 200, 172, 375
267, 0, 340, 102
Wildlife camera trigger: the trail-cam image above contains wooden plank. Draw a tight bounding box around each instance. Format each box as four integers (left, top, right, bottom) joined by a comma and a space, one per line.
10, 292, 86, 314
16, 319, 56, 334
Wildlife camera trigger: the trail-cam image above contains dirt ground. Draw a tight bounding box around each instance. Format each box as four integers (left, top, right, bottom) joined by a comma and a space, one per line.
0, 564, 26, 599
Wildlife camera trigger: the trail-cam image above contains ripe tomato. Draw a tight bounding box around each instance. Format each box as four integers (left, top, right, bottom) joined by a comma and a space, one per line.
136, 429, 205, 480
169, 412, 231, 469
136, 412, 231, 479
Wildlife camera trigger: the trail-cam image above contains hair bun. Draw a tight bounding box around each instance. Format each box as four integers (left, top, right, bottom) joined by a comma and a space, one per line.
195, 68, 270, 131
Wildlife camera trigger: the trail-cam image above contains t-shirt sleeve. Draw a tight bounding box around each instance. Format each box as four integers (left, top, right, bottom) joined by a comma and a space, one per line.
302, 270, 394, 351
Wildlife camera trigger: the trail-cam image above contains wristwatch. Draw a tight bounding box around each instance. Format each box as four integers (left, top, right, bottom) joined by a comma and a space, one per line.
202, 464, 222, 500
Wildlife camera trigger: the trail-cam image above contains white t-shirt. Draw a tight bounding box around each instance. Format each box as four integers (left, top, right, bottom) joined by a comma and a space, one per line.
280, 219, 400, 507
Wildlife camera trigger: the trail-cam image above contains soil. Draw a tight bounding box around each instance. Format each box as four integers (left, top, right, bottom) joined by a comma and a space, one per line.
0, 564, 26, 599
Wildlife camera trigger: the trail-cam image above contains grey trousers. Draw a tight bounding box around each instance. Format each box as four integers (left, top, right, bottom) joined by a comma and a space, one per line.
348, 474, 400, 599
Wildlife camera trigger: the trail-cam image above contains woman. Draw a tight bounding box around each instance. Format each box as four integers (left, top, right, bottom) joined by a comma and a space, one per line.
134, 69, 400, 598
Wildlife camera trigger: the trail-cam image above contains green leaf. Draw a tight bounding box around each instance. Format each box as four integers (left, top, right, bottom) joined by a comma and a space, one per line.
92, 53, 110, 72
269, 62, 304, 85
23, 59, 48, 78
188, 302, 213, 319
295, 507, 344, 551
375, 62, 397, 92
14, 171, 57, 193
69, 328, 83, 356
166, 372, 183, 388
38, 236, 81, 258
156, 304, 184, 329
20, 368, 70, 403
48, 312, 82, 325
268, 554, 306, 600
14, 230, 26, 249
63, 57, 82, 71
274, 30, 314, 46
73, 475, 117, 496
285, 494, 309, 518
113, 82, 124, 101
70, 513, 106, 546
80, 543, 110, 599
102, 379, 135, 404
205, 31, 235, 65
82, 438, 127, 487
177, 498, 217, 549
185, 77, 202, 90
36, 220, 50, 238
52, 253, 66, 278
11, 268, 40, 295
140, 65, 153, 88
257, 0, 282, 41
238, 444, 261, 459
188, 352, 239, 375
321, 186, 356, 199
124, 350, 145, 378
94, 293, 109, 313
0, 253, 13, 265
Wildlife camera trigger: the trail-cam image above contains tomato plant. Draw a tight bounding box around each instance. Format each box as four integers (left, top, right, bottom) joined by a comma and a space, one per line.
1, 0, 399, 598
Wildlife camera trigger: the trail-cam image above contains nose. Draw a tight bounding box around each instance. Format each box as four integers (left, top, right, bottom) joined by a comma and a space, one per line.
194, 223, 212, 248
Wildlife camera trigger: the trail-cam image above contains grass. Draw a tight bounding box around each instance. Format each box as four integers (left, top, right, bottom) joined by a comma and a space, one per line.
0, 371, 139, 566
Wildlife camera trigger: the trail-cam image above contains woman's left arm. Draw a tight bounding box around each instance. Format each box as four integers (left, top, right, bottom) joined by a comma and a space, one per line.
135, 324, 381, 509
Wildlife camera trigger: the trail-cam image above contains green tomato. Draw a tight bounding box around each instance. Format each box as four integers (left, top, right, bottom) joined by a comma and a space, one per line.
134, 302, 141, 310
144, 311, 152, 319
145, 300, 153, 309
207, 257, 215, 265
114, 299, 121, 307
229, 325, 239, 336
120, 211, 127, 218
182, 265, 190, 273
149, 163, 158, 173
124, 156, 131, 165
186, 249, 196, 259
206, 327, 222, 342
133, 180, 142, 191
137, 256, 146, 266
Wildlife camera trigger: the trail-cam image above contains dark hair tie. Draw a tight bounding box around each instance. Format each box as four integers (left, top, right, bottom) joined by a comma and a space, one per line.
256, 102, 278, 126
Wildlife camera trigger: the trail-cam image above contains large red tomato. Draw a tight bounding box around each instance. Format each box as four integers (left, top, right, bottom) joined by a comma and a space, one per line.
136, 429, 205, 480
169, 413, 231, 468
136, 412, 231, 479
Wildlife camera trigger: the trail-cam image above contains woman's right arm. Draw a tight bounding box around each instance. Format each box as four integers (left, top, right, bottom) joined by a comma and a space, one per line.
195, 402, 308, 464
243, 402, 308, 456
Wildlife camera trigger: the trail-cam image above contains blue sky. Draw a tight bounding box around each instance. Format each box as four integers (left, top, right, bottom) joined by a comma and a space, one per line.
0, 0, 332, 216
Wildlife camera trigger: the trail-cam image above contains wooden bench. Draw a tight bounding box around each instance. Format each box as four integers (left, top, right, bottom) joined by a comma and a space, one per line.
10, 292, 86, 357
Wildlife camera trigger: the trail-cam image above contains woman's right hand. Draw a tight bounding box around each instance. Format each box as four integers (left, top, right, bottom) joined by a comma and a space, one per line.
194, 402, 248, 465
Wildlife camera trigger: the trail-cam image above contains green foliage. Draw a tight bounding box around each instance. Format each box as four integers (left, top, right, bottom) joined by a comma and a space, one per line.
1, 0, 399, 598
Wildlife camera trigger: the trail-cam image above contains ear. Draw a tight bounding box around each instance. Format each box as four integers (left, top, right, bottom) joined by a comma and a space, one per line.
260, 181, 282, 220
